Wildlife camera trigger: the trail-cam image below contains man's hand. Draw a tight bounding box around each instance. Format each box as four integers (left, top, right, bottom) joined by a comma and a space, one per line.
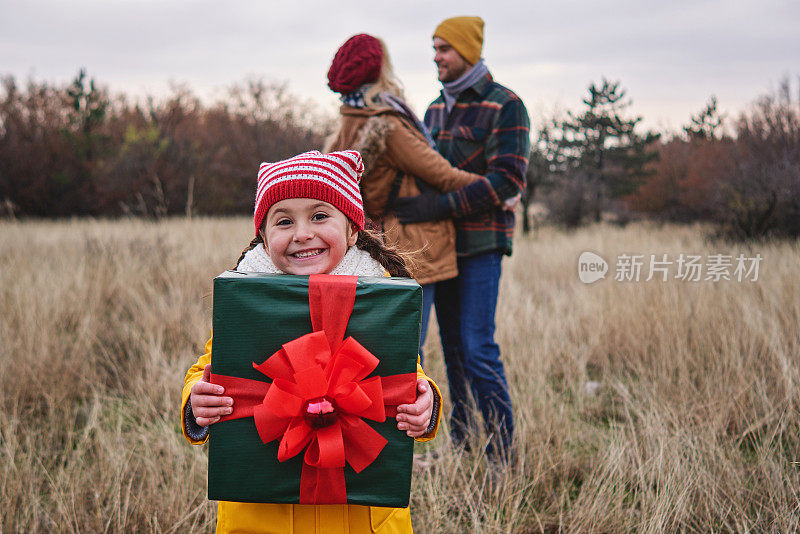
393, 193, 449, 224
503, 193, 521, 212
395, 379, 434, 438
190, 364, 234, 426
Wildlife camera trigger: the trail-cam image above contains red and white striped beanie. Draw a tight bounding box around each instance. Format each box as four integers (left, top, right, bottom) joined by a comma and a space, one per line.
253, 150, 365, 236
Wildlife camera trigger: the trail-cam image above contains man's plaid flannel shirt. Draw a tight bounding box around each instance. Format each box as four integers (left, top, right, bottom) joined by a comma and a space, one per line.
424, 73, 530, 257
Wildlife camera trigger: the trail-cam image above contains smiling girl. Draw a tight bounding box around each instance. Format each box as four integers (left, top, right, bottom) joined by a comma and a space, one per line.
181, 150, 441, 534
259, 198, 356, 275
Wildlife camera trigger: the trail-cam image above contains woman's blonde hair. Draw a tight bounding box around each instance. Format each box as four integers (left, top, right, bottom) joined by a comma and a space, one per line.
363, 38, 405, 107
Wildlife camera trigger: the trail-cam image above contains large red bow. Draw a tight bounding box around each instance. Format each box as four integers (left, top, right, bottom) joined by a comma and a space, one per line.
211, 274, 416, 504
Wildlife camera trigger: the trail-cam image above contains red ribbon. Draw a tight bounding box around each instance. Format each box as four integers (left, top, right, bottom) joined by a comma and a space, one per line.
211, 274, 417, 504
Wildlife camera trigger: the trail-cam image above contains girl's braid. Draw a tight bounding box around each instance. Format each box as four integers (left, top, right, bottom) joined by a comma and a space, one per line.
234, 234, 263, 270
355, 229, 412, 278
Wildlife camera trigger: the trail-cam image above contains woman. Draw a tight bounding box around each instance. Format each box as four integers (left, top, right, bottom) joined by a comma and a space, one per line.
323, 34, 487, 349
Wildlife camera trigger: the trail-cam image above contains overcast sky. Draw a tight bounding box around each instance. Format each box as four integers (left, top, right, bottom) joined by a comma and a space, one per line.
3, 0, 798, 133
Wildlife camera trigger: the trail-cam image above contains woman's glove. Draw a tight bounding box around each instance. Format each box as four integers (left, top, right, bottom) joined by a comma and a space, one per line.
393, 192, 449, 223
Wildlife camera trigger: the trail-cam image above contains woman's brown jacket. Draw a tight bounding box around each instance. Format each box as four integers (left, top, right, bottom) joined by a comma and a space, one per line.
324, 105, 482, 285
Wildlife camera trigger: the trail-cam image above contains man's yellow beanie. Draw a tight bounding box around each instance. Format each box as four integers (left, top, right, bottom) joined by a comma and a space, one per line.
433, 16, 484, 65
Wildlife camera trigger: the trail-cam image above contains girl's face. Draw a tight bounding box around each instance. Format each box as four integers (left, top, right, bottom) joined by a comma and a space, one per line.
260, 198, 358, 275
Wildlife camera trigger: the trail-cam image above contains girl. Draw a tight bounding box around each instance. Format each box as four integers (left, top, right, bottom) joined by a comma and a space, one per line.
181, 150, 441, 534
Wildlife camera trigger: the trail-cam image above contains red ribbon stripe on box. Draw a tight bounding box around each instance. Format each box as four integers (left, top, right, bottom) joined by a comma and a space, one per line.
210, 274, 417, 504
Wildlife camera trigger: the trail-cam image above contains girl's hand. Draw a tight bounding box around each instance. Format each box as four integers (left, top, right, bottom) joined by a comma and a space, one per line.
395, 379, 434, 438
190, 364, 234, 426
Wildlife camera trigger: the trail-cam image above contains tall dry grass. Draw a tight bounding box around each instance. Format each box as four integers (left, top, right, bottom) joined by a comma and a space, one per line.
1, 218, 798, 532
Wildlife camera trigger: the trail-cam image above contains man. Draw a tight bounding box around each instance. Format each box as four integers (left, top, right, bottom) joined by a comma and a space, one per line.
394, 16, 531, 461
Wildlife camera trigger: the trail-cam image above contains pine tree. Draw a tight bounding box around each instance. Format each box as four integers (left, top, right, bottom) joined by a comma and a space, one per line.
684, 95, 726, 140
552, 78, 660, 221
57, 68, 109, 214
65, 68, 108, 161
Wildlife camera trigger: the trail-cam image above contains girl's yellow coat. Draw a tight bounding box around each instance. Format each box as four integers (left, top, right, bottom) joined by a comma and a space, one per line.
182, 337, 441, 533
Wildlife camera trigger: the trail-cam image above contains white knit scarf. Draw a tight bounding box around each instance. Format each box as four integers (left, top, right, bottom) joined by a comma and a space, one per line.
236, 243, 387, 277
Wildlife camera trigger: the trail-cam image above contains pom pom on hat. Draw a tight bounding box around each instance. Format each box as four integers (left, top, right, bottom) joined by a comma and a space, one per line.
253, 151, 366, 237
433, 16, 484, 65
327, 34, 383, 94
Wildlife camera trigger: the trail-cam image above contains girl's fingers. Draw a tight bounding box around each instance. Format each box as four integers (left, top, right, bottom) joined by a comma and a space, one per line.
192, 394, 233, 408
397, 403, 423, 416
396, 398, 428, 416
417, 379, 428, 394
196, 415, 221, 426
192, 380, 224, 396
190, 367, 231, 427
397, 414, 429, 429
395, 380, 431, 415
397, 409, 431, 431
399, 422, 426, 436
194, 404, 233, 419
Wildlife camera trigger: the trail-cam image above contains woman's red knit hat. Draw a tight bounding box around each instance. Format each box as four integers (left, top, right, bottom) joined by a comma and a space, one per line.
327, 34, 383, 94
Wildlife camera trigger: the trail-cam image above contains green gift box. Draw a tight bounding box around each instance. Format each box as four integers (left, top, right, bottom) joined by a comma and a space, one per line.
208, 272, 421, 507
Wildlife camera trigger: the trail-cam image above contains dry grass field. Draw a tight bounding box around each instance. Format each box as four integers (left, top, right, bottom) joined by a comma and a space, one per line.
1, 217, 798, 532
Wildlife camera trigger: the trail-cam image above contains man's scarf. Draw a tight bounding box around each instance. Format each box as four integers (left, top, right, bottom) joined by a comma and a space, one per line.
442, 59, 490, 113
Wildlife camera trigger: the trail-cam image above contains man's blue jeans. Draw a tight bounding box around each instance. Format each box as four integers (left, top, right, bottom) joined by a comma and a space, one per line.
427, 252, 513, 457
